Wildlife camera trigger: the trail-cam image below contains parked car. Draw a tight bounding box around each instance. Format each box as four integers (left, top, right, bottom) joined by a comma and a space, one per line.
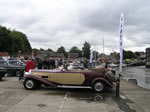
23, 68, 116, 92
0, 60, 22, 76
0, 67, 7, 80
0, 57, 5, 60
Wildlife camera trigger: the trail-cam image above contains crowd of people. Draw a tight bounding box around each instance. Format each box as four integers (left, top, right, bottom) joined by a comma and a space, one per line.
19, 57, 64, 80
36, 58, 63, 69
18, 56, 89, 81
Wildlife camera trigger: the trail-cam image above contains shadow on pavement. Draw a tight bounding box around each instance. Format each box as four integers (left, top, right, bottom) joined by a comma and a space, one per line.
37, 86, 137, 112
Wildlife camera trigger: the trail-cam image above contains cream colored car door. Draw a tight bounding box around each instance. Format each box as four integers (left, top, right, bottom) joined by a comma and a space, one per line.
57, 73, 85, 85
32, 72, 58, 83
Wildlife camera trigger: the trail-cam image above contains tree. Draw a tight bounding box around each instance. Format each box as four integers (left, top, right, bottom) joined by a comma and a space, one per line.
47, 48, 53, 52
57, 46, 67, 57
123, 50, 136, 59
32, 48, 39, 52
40, 48, 45, 51
10, 30, 32, 54
0, 26, 13, 54
82, 41, 91, 59
0, 26, 32, 55
135, 51, 143, 57
69, 46, 82, 57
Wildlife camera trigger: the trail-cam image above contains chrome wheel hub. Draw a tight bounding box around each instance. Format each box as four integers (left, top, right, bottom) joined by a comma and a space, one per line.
95, 82, 103, 92
25, 80, 34, 89
16, 71, 20, 76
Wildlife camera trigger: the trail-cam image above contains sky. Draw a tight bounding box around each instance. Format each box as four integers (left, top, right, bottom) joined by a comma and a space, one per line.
0, 0, 150, 54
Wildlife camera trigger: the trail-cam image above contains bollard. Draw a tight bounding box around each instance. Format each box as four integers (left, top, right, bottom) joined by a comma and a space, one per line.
116, 77, 120, 97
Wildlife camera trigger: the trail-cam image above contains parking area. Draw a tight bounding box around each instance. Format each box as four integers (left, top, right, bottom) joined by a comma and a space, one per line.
0, 77, 145, 112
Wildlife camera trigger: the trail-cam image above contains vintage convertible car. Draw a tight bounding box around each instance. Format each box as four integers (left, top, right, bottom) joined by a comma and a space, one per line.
23, 68, 116, 92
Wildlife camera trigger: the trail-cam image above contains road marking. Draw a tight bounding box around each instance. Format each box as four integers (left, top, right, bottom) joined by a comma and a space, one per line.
58, 91, 68, 112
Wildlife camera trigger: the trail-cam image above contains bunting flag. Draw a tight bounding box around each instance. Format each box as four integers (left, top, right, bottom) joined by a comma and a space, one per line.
90, 47, 94, 63
119, 13, 124, 72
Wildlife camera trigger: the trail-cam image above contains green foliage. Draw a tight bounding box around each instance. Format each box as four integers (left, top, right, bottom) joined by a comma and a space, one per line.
125, 59, 136, 63
32, 48, 39, 52
135, 51, 144, 58
69, 46, 82, 57
0, 25, 32, 55
40, 48, 45, 51
123, 49, 136, 59
57, 46, 65, 53
57, 46, 67, 57
135, 52, 140, 57
10, 30, 32, 54
82, 41, 91, 59
0, 26, 13, 53
47, 48, 53, 52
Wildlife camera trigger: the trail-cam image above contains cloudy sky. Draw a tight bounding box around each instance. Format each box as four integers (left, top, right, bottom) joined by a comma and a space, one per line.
0, 0, 150, 54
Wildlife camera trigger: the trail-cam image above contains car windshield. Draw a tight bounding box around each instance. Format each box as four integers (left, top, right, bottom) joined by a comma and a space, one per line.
8, 60, 19, 65
0, 61, 8, 66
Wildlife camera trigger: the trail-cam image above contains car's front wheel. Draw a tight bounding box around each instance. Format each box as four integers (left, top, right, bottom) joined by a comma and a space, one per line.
0, 75, 3, 80
16, 70, 21, 77
92, 81, 105, 92
24, 79, 40, 90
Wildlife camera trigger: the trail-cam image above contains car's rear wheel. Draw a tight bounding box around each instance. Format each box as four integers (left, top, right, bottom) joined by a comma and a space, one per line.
92, 81, 105, 92
24, 79, 40, 90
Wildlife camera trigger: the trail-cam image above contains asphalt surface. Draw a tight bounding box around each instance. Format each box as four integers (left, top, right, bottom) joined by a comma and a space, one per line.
121, 66, 150, 89
0, 76, 149, 112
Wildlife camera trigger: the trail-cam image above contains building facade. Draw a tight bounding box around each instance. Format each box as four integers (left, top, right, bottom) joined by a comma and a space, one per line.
146, 48, 150, 68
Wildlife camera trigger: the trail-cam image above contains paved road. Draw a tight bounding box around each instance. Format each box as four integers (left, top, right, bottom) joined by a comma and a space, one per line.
0, 77, 148, 112
121, 66, 150, 90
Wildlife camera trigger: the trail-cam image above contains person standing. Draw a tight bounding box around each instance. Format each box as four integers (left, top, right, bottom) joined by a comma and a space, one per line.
19, 57, 25, 81
37, 58, 42, 69
51, 59, 55, 69
42, 59, 47, 69
25, 57, 35, 72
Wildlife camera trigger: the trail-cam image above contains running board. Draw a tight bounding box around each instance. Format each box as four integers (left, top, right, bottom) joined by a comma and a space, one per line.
57, 85, 92, 89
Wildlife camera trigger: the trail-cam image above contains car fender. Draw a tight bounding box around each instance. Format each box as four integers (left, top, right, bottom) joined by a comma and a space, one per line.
24, 75, 57, 87
92, 77, 113, 87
